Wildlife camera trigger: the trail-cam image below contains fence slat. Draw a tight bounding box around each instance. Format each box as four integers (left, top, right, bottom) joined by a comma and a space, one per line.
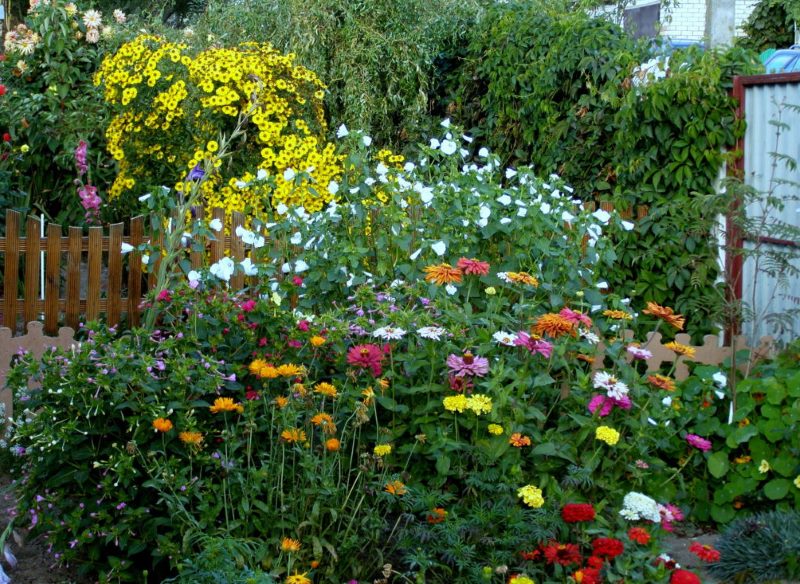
24, 216, 41, 326
191, 205, 205, 269
66, 227, 82, 330
149, 217, 163, 290
107, 223, 124, 328
44, 224, 62, 334
86, 227, 102, 322
230, 211, 245, 290
2, 211, 20, 332
210, 208, 225, 264
129, 217, 144, 327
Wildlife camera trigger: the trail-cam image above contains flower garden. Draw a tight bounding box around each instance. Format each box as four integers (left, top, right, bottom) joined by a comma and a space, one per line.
0, 1, 799, 584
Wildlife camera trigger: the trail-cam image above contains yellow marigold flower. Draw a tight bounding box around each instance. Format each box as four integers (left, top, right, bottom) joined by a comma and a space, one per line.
509, 577, 535, 584
179, 431, 203, 445
423, 263, 463, 286
314, 382, 338, 398
275, 396, 289, 409
759, 459, 770, 474
603, 309, 633, 320
210, 397, 244, 414
310, 335, 326, 347
152, 417, 173, 432
642, 302, 685, 330
664, 341, 696, 360
373, 444, 392, 457
595, 426, 620, 446
533, 313, 575, 338
280, 537, 301, 553
277, 363, 304, 377
443, 394, 468, 413
325, 438, 340, 452
648, 374, 676, 391
285, 572, 311, 584
385, 480, 407, 496
517, 484, 544, 508
281, 428, 307, 443
488, 424, 504, 435
466, 394, 493, 415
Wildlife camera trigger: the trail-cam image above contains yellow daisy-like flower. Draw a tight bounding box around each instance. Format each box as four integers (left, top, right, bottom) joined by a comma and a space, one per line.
310, 335, 326, 347
443, 394, 468, 413
507, 271, 539, 287
281, 428, 307, 444
361, 386, 375, 406
373, 444, 392, 457
280, 537, 301, 553
179, 431, 203, 445
274, 396, 289, 409
603, 309, 633, 320
209, 397, 244, 414
285, 571, 311, 584
206, 140, 219, 153
517, 484, 544, 508
277, 363, 304, 378
152, 417, 173, 432
664, 341, 696, 360
465, 394, 493, 415
595, 426, 620, 446
758, 459, 770, 474
310, 412, 337, 434
488, 424, 504, 435
314, 382, 338, 398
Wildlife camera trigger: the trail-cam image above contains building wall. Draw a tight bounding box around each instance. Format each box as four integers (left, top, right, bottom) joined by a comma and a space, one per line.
658, 0, 759, 41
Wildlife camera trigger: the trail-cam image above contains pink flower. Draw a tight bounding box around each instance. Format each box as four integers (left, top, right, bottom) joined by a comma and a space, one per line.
75, 140, 88, 176
292, 276, 304, 286
297, 320, 310, 332
347, 344, 385, 377
240, 299, 257, 312
587, 394, 632, 417
78, 184, 101, 213
456, 257, 490, 276
627, 345, 653, 360
659, 503, 684, 532
559, 307, 592, 328
686, 434, 712, 451
513, 331, 553, 358
448, 374, 474, 393
156, 289, 172, 302
446, 352, 489, 377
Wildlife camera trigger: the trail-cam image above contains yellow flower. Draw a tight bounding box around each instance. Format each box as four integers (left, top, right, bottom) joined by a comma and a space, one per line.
310, 412, 336, 434
361, 386, 375, 406
325, 438, 340, 451
206, 140, 219, 152
274, 396, 289, 409
179, 431, 203, 445
281, 428, 307, 444
734, 455, 751, 464
314, 382, 338, 398
509, 577, 535, 584
664, 341, 696, 360
603, 309, 633, 320
385, 480, 407, 496
152, 417, 173, 432
373, 444, 392, 457
281, 537, 301, 553
595, 426, 620, 446
209, 397, 244, 414
794, 475, 800, 489
517, 484, 544, 508
759, 459, 770, 474
20, 145, 29, 153
485, 286, 496, 296
310, 335, 326, 347
285, 571, 311, 584
465, 394, 493, 415
488, 424, 504, 435
277, 363, 304, 377
443, 394, 468, 413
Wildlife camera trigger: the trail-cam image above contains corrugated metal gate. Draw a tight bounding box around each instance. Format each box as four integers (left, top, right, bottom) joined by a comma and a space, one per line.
731, 73, 800, 345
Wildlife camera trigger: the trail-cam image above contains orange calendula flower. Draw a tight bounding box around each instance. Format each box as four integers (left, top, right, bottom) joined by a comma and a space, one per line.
664, 341, 696, 359
209, 397, 244, 414
642, 302, 685, 330
310, 335, 326, 347
647, 374, 676, 391
509, 432, 532, 447
251, 360, 279, 379
507, 271, 539, 286
426, 508, 447, 524
314, 382, 338, 398
602, 309, 633, 320
423, 263, 463, 286
179, 431, 203, 445
310, 412, 337, 434
325, 438, 340, 451
281, 537, 301, 552
385, 480, 407, 496
152, 417, 173, 432
533, 313, 575, 338
248, 359, 269, 376
275, 396, 289, 409
281, 428, 307, 443
277, 363, 304, 378
378, 378, 390, 390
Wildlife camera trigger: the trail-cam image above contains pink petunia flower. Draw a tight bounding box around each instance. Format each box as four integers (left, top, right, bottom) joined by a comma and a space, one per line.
446, 352, 489, 377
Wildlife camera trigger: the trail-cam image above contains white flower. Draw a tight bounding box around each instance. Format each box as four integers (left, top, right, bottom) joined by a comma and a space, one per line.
431, 241, 447, 256
479, 205, 491, 219
497, 194, 512, 206
419, 187, 434, 204
505, 168, 517, 179
445, 284, 458, 295
499, 217, 512, 224
517, 207, 528, 218
463, 134, 473, 143
336, 124, 349, 138
429, 138, 441, 149
276, 203, 288, 215
209, 257, 235, 282
187, 270, 201, 283
607, 380, 629, 401
478, 147, 489, 158
622, 220, 635, 231
290, 232, 302, 245
362, 135, 372, 147
208, 218, 223, 232
440, 139, 457, 155
540, 202, 551, 215
580, 330, 600, 345
372, 326, 407, 340
82, 9, 102, 28
648, 417, 658, 426
235, 180, 248, 189
138, 193, 152, 202
403, 162, 416, 173
492, 331, 518, 346
240, 258, 258, 276
113, 9, 126, 23
620, 492, 662, 523
417, 326, 447, 340
376, 162, 389, 176
440, 118, 451, 128
712, 371, 727, 388
257, 169, 268, 180
236, 225, 255, 245
596, 281, 609, 289
410, 248, 422, 261
561, 210, 575, 224
141, 254, 150, 265
662, 396, 672, 407
120, 243, 134, 254
294, 260, 309, 273
592, 209, 611, 224
283, 168, 296, 182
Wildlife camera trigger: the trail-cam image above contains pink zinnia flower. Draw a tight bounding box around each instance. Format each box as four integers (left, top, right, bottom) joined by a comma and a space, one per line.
513, 331, 553, 358
559, 307, 592, 328
659, 503, 684, 532
456, 257, 490, 276
627, 345, 653, 360
347, 344, 385, 377
587, 394, 631, 417
685, 434, 712, 451
446, 352, 489, 377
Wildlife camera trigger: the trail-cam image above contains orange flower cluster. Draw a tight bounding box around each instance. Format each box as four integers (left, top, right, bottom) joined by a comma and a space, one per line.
249, 360, 305, 379
152, 417, 173, 432
509, 433, 532, 447
209, 397, 244, 414
642, 302, 685, 330
385, 480, 407, 496
533, 313, 575, 338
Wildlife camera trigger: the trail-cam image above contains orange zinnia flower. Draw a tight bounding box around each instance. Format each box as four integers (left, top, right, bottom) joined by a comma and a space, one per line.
647, 374, 676, 391
152, 417, 173, 432
281, 428, 307, 443
426, 508, 447, 524
602, 309, 633, 320
507, 271, 539, 286
642, 302, 685, 330
179, 431, 203, 445
209, 397, 244, 414
509, 432, 532, 447
423, 263, 463, 286
385, 480, 407, 496
664, 341, 696, 359
533, 313, 575, 338
281, 537, 301, 553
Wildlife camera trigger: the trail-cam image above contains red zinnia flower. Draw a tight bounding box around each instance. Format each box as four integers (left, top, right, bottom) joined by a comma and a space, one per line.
627, 527, 651, 545
670, 569, 702, 584
347, 344, 385, 377
591, 537, 624, 560
561, 503, 596, 523
542, 541, 582, 566
586, 556, 604, 569
456, 257, 490, 276
688, 542, 720, 563
572, 567, 602, 584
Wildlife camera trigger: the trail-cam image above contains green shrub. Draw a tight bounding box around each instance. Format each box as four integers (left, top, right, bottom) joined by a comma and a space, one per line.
739, 0, 796, 54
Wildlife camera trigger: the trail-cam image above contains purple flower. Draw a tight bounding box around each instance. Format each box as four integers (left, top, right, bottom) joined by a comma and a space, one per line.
78, 184, 101, 212
187, 164, 205, 181
627, 345, 653, 360
513, 331, 553, 358
685, 434, 712, 451
446, 352, 489, 377
74, 140, 88, 176
116, 502, 127, 510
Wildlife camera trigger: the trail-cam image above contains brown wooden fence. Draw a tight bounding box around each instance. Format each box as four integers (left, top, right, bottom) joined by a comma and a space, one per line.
0, 207, 252, 335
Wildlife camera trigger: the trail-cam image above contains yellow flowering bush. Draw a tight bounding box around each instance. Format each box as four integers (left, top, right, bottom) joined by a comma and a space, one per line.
95, 35, 342, 218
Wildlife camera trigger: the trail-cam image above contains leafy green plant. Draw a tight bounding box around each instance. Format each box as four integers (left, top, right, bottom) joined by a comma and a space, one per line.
739, 0, 797, 54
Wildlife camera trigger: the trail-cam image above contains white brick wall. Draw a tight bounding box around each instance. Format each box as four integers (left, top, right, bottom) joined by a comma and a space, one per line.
659, 0, 758, 41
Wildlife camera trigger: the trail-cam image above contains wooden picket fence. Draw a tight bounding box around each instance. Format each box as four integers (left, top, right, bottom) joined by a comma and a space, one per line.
0, 207, 253, 336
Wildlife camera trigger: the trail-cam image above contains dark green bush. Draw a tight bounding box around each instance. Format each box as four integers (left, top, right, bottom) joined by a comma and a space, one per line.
739, 0, 797, 54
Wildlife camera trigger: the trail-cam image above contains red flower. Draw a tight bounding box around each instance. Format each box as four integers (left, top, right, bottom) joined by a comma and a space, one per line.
586, 556, 604, 569
245, 389, 260, 401
346, 344, 385, 377
2, 133, 10, 142
542, 541, 582, 566
670, 569, 702, 584
0, 85, 6, 96
688, 542, 720, 563
572, 567, 602, 584
627, 527, 651, 545
456, 257, 490, 276
561, 503, 596, 523
591, 537, 624, 560
519, 549, 541, 561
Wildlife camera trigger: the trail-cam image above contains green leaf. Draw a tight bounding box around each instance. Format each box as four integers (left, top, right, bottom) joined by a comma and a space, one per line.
710, 504, 736, 523
708, 451, 729, 478
763, 478, 791, 500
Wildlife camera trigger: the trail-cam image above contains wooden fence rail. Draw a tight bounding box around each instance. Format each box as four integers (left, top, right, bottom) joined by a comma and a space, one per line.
0, 208, 250, 335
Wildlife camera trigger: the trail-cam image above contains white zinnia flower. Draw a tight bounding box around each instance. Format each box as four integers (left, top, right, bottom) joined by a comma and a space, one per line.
372, 326, 407, 340
492, 331, 518, 346
417, 326, 447, 340
113, 9, 126, 23
82, 9, 102, 28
